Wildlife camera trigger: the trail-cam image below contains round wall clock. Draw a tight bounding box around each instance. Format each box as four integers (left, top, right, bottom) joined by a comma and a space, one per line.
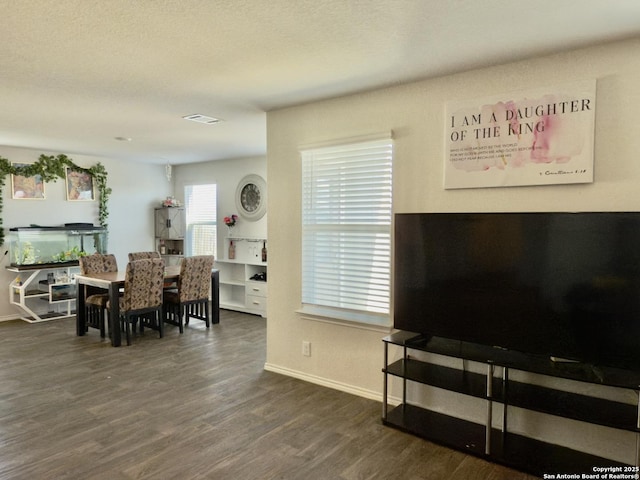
235, 174, 267, 221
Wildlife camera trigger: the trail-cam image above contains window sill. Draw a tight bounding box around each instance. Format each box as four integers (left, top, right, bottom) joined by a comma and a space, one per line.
297, 305, 392, 333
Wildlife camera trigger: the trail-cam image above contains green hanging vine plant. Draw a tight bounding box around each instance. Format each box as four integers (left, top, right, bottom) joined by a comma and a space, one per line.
0, 153, 111, 247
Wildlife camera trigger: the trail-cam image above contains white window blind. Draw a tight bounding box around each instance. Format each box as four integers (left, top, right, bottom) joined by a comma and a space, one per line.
185, 184, 217, 257
301, 137, 393, 325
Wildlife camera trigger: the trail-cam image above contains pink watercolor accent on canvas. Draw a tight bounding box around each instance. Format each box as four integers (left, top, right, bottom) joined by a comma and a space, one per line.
451, 93, 586, 173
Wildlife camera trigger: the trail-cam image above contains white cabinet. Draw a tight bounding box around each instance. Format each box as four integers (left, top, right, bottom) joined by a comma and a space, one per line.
245, 279, 267, 315
214, 236, 266, 316
8, 264, 79, 323
215, 260, 267, 317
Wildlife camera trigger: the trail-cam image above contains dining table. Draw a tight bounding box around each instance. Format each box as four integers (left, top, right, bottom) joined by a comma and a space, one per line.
75, 265, 220, 346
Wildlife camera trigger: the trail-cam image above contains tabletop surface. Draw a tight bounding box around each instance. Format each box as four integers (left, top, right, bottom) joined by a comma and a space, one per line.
76, 265, 181, 284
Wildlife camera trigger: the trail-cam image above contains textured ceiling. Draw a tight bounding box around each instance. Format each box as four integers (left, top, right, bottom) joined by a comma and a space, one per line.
2, 0, 640, 165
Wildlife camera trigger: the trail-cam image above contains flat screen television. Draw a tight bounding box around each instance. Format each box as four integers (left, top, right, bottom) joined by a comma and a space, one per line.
394, 212, 640, 372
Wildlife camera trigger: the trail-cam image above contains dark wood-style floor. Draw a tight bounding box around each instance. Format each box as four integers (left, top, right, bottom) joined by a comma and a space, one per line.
0, 310, 538, 480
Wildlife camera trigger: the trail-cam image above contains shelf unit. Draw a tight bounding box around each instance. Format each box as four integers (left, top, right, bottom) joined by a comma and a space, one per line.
215, 240, 266, 318
154, 207, 185, 266
215, 260, 267, 316
382, 331, 640, 477
216, 237, 267, 316
8, 263, 79, 323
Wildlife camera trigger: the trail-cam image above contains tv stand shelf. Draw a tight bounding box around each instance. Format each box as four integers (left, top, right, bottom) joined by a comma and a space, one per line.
382, 331, 639, 476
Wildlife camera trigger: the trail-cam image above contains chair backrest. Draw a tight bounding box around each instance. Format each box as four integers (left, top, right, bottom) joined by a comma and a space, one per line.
79, 253, 118, 275
122, 258, 165, 312
178, 255, 215, 302
79, 254, 101, 275
128, 251, 161, 262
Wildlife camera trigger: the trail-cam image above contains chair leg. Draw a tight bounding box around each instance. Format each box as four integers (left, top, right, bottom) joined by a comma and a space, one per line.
123, 315, 132, 346
179, 305, 185, 333
157, 311, 164, 338
99, 307, 106, 338
86, 306, 94, 332
86, 305, 107, 338
162, 304, 168, 333
180, 301, 210, 329
135, 310, 164, 339
163, 302, 184, 334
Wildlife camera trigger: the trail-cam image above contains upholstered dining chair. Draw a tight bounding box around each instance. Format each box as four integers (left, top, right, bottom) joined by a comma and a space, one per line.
163, 255, 215, 333
128, 250, 179, 288
114, 258, 165, 345
128, 251, 161, 261
79, 253, 118, 337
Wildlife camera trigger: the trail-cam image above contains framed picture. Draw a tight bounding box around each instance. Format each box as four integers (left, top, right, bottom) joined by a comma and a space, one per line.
66, 168, 95, 201
444, 80, 596, 189
11, 163, 45, 199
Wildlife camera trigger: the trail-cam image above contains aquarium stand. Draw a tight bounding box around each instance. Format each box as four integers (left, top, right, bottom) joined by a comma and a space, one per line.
7, 263, 79, 323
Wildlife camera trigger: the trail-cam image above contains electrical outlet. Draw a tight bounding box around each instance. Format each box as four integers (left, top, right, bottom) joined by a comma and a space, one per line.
302, 341, 311, 357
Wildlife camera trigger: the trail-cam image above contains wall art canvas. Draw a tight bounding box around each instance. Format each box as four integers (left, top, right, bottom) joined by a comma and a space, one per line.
11, 163, 45, 199
444, 80, 596, 189
66, 168, 95, 201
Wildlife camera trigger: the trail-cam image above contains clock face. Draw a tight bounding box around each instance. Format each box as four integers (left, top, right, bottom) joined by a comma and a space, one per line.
236, 174, 267, 221
241, 183, 261, 212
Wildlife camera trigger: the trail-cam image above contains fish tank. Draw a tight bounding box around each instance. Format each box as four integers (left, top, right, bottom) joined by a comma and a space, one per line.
8, 225, 107, 267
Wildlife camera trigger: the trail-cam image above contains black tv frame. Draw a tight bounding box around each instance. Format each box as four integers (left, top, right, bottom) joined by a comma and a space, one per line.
393, 212, 640, 373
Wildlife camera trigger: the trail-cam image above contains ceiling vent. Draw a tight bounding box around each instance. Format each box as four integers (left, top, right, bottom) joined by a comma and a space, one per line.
182, 114, 221, 125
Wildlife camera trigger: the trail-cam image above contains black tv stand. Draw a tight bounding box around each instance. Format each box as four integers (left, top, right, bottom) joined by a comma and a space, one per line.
404, 333, 432, 348
382, 331, 640, 477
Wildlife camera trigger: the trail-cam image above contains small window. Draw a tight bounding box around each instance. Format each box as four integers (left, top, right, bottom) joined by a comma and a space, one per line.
185, 184, 217, 256
301, 136, 393, 326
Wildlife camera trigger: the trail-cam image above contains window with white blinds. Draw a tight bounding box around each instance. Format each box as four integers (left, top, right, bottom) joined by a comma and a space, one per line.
301, 137, 393, 326
184, 184, 217, 257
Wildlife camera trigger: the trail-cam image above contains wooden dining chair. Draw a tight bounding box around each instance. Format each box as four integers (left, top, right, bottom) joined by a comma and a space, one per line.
79, 253, 118, 337
163, 255, 215, 333
116, 258, 165, 345
128, 251, 161, 261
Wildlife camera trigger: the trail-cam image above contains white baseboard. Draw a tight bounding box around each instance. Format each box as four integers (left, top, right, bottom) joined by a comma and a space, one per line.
264, 362, 385, 403
0, 314, 21, 323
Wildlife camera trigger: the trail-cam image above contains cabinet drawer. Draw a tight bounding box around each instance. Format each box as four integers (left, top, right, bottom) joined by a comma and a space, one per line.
246, 294, 267, 313
246, 281, 267, 297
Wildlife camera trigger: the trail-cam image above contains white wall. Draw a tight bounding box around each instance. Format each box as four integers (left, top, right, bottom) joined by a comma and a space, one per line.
0, 146, 170, 320
265, 37, 640, 462
173, 156, 267, 261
